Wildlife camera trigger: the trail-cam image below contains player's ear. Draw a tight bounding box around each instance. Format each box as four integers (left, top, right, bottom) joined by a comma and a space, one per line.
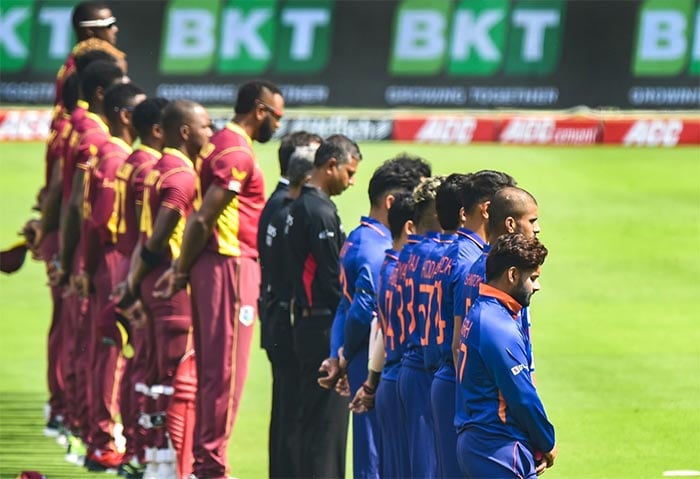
458, 206, 467, 224
405, 219, 415, 236
326, 157, 338, 175
507, 266, 518, 284
384, 193, 395, 211
480, 201, 490, 220
505, 216, 516, 233
179, 124, 190, 141
151, 123, 164, 141
95, 86, 106, 104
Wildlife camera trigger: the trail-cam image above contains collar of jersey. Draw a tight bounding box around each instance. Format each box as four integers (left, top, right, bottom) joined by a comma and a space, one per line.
137, 144, 162, 160
360, 216, 389, 237
458, 227, 487, 250
225, 122, 253, 146
85, 111, 109, 133
109, 136, 133, 154
76, 99, 89, 110
385, 248, 399, 261
162, 147, 194, 169
478, 283, 522, 317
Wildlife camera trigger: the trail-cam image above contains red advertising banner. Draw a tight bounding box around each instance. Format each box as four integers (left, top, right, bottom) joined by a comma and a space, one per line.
498, 117, 601, 145
602, 118, 700, 146
392, 117, 498, 144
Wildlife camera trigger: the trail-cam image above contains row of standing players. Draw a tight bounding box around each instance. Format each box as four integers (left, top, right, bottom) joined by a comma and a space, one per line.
24, 4, 294, 476
23, 2, 557, 477
257, 149, 559, 478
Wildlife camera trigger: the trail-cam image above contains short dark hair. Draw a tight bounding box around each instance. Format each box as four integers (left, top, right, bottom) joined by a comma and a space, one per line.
367, 154, 432, 207
461, 170, 517, 214
287, 146, 316, 188
412, 176, 443, 226
314, 134, 362, 168
75, 49, 118, 77
161, 99, 200, 139
487, 187, 537, 233
234, 80, 282, 115
61, 73, 81, 113
436, 173, 471, 231
80, 59, 123, 103
72, 1, 109, 33
133, 97, 169, 140
388, 191, 415, 241
103, 82, 145, 126
278, 131, 322, 176
485, 233, 548, 282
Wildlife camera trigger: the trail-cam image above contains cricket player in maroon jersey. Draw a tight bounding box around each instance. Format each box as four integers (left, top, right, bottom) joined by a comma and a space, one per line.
155, 81, 284, 479
111, 97, 169, 475
115, 100, 212, 478
78, 82, 146, 470
52, 60, 125, 459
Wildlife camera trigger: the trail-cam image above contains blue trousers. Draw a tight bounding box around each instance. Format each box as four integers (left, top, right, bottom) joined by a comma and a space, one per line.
347, 346, 381, 478
431, 370, 461, 478
397, 365, 437, 478
457, 429, 538, 479
375, 378, 409, 479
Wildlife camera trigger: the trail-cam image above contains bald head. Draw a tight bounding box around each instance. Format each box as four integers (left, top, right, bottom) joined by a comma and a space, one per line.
161, 99, 211, 158
488, 186, 540, 238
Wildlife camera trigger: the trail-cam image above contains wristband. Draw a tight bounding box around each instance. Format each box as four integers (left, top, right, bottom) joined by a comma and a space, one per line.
140, 245, 164, 267
361, 382, 376, 395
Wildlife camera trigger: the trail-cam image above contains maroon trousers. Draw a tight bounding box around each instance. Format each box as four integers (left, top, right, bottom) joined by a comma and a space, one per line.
40, 231, 65, 421
141, 263, 193, 449
190, 252, 259, 478
87, 247, 128, 451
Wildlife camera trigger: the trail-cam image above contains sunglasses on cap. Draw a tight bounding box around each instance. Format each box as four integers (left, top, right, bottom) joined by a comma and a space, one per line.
255, 100, 283, 121
79, 16, 117, 28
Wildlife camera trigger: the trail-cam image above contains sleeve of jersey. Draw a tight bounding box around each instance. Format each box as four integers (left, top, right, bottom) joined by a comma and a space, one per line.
159, 171, 196, 216
308, 213, 342, 308
75, 137, 99, 171
343, 262, 378, 363
481, 320, 555, 454
330, 298, 348, 359
210, 147, 254, 194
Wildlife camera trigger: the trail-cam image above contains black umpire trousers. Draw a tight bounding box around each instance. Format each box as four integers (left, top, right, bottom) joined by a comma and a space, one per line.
293, 309, 349, 479
262, 300, 303, 478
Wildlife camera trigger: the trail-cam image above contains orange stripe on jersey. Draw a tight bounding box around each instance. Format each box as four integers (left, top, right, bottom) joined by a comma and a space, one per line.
479, 283, 523, 317
498, 390, 507, 423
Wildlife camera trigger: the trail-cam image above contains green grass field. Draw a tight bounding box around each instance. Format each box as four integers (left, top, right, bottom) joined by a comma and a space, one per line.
1, 140, 699, 479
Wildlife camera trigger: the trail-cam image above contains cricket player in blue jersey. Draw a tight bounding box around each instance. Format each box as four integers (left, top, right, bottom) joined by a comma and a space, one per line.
396, 176, 444, 478
455, 233, 556, 478
429, 171, 516, 478
453, 186, 541, 370
349, 191, 415, 478
322, 156, 430, 478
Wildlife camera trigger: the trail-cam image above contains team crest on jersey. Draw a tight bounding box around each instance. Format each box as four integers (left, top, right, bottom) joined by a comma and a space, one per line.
239, 305, 255, 327
231, 167, 247, 181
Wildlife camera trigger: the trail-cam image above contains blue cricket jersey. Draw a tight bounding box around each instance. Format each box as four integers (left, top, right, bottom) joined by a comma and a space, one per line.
377, 249, 399, 380
400, 232, 440, 369
330, 216, 391, 361
383, 237, 420, 380
433, 228, 488, 379
420, 233, 457, 372
455, 283, 555, 455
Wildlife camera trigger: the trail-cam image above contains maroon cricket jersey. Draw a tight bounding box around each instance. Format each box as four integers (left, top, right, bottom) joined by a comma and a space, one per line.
113, 145, 161, 256
81, 137, 132, 273
62, 104, 109, 201
197, 122, 265, 259
140, 147, 197, 265
43, 113, 71, 193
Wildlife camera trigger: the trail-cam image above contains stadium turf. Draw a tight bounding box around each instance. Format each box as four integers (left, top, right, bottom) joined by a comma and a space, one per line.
0, 141, 698, 478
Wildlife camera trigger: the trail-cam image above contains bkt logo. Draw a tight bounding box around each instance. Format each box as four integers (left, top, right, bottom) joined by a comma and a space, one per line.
634, 0, 700, 76
390, 0, 566, 76
160, 0, 333, 74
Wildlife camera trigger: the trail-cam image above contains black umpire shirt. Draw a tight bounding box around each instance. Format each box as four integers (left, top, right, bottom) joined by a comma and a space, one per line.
285, 184, 346, 312
257, 178, 290, 294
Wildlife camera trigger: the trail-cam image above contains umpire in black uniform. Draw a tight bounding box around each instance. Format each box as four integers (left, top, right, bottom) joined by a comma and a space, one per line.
257, 131, 321, 478
285, 134, 362, 479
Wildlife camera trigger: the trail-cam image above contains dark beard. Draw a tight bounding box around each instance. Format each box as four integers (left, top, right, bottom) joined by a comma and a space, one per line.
257, 116, 274, 143
511, 282, 532, 308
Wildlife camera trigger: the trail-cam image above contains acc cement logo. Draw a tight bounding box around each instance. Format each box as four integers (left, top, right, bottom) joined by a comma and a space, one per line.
390, 0, 566, 76
160, 0, 333, 75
